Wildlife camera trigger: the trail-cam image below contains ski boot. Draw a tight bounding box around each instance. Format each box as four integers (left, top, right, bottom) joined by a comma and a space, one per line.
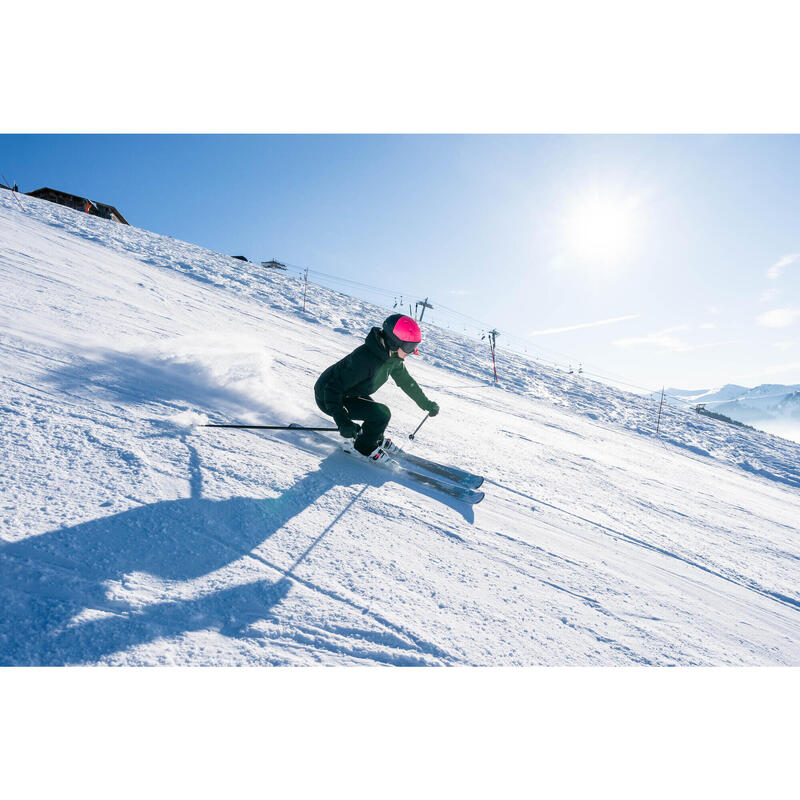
377, 437, 401, 456
360, 438, 400, 462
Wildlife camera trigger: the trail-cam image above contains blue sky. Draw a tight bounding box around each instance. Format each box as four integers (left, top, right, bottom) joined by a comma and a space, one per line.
4, 134, 799, 391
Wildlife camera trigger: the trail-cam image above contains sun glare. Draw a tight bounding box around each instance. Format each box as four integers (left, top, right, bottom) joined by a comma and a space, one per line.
563, 191, 641, 268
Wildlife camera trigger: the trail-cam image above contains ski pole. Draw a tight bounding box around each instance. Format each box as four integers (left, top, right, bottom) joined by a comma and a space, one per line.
203, 424, 338, 430
409, 413, 430, 440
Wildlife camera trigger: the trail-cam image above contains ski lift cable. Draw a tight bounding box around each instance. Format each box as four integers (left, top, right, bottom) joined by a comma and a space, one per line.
266, 256, 682, 400
283, 261, 416, 300
293, 271, 398, 299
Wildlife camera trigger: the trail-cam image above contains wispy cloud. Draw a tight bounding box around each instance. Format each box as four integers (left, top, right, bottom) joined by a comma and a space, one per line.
773, 341, 796, 352
658, 325, 691, 335
760, 287, 780, 303
529, 314, 639, 337
688, 339, 741, 351
447, 289, 473, 296
699, 322, 717, 330
761, 361, 800, 376
736, 361, 800, 381
613, 324, 737, 352
756, 308, 800, 328
767, 253, 800, 280
613, 332, 687, 351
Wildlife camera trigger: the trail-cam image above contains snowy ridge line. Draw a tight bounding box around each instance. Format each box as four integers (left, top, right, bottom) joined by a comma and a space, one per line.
692, 390, 795, 405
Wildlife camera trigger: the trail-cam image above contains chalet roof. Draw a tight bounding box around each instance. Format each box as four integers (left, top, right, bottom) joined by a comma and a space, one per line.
26, 187, 129, 225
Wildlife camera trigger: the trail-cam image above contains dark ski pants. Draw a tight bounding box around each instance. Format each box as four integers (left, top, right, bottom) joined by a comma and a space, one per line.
317, 395, 391, 455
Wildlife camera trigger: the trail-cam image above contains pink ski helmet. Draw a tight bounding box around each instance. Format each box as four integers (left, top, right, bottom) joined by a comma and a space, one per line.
382, 314, 422, 355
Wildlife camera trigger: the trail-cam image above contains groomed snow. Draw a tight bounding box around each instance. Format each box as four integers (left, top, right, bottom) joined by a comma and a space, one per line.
1, 189, 798, 666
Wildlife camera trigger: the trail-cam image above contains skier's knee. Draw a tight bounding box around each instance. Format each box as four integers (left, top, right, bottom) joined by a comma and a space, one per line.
377, 404, 391, 425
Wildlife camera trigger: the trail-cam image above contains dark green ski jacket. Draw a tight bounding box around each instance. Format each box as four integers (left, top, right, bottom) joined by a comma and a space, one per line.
315, 327, 434, 428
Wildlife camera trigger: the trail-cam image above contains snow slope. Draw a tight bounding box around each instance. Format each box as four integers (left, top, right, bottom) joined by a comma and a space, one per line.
2, 188, 799, 666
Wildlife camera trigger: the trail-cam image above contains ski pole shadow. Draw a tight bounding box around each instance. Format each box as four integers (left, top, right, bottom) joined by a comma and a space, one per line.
0, 447, 341, 665
0, 444, 464, 665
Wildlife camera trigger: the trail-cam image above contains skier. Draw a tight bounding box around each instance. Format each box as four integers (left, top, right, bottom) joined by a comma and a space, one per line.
314, 314, 440, 461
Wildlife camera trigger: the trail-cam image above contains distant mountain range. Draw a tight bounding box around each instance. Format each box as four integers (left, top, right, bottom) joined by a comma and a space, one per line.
653, 383, 800, 442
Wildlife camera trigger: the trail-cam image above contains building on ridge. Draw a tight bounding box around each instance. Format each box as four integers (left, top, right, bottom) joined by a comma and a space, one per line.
25, 187, 129, 224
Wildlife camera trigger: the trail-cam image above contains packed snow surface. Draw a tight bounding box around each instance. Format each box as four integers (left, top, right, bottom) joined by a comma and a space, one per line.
1, 189, 799, 665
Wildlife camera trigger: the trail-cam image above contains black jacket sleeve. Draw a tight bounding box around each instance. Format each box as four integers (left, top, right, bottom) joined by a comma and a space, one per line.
391, 363, 431, 410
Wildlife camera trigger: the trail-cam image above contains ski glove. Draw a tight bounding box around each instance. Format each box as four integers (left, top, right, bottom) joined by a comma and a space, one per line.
338, 420, 361, 439
426, 401, 440, 417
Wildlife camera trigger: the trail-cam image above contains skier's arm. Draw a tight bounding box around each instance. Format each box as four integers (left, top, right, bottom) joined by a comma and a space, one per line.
391, 364, 437, 413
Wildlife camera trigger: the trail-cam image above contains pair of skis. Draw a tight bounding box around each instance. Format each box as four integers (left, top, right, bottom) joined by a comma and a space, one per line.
208, 422, 485, 505
342, 440, 485, 505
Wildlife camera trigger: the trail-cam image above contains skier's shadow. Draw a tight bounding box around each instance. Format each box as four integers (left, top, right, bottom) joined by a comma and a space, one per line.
0, 441, 467, 666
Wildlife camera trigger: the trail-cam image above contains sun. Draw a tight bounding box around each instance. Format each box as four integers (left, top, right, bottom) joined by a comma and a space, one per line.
563, 190, 641, 268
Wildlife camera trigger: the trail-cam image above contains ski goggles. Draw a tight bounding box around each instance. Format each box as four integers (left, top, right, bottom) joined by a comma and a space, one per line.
399, 340, 420, 355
